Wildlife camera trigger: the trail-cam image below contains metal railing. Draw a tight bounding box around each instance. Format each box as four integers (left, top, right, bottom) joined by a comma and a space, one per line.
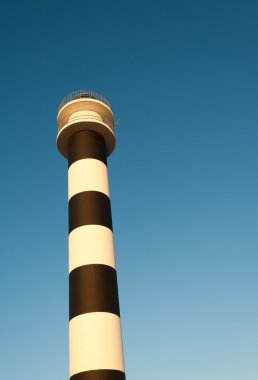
58, 112, 114, 132
58, 90, 112, 111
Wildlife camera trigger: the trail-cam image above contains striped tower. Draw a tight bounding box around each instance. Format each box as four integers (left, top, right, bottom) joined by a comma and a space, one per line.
57, 90, 126, 380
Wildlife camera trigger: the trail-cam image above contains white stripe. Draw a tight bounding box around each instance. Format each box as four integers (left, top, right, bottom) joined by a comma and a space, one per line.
69, 225, 116, 273
69, 312, 125, 376
68, 158, 109, 200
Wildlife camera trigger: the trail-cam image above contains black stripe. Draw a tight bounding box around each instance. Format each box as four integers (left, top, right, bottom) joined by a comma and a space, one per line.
69, 191, 112, 234
68, 130, 107, 167
70, 369, 125, 380
69, 264, 120, 320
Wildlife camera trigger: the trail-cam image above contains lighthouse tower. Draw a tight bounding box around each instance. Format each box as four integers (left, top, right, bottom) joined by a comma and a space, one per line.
57, 90, 126, 380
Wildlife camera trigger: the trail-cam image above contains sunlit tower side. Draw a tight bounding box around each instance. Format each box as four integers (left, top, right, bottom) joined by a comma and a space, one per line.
57, 90, 126, 380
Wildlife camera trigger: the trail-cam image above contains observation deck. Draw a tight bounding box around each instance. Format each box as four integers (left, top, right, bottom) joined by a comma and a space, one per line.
57, 90, 115, 158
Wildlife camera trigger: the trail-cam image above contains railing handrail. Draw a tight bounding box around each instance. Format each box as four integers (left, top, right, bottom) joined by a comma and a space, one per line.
58, 90, 112, 112
58, 111, 114, 131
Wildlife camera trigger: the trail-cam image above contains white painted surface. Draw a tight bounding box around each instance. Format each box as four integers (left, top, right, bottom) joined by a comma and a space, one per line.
68, 158, 109, 200
68, 110, 103, 123
69, 312, 125, 376
69, 225, 116, 272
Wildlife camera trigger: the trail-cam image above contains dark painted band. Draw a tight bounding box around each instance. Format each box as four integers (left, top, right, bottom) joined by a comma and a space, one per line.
69, 191, 112, 234
70, 369, 125, 380
68, 130, 107, 167
69, 264, 120, 320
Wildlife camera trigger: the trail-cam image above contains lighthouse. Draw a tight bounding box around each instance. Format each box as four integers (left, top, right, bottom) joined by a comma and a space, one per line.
57, 90, 126, 380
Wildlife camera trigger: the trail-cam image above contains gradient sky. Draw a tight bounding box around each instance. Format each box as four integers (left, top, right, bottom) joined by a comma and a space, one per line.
0, 1, 257, 379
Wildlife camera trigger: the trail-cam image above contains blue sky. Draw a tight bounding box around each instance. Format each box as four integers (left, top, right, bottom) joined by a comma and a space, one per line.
0, 0, 257, 379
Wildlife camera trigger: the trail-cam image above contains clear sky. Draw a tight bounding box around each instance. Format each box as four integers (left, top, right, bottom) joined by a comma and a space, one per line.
0, 0, 257, 379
